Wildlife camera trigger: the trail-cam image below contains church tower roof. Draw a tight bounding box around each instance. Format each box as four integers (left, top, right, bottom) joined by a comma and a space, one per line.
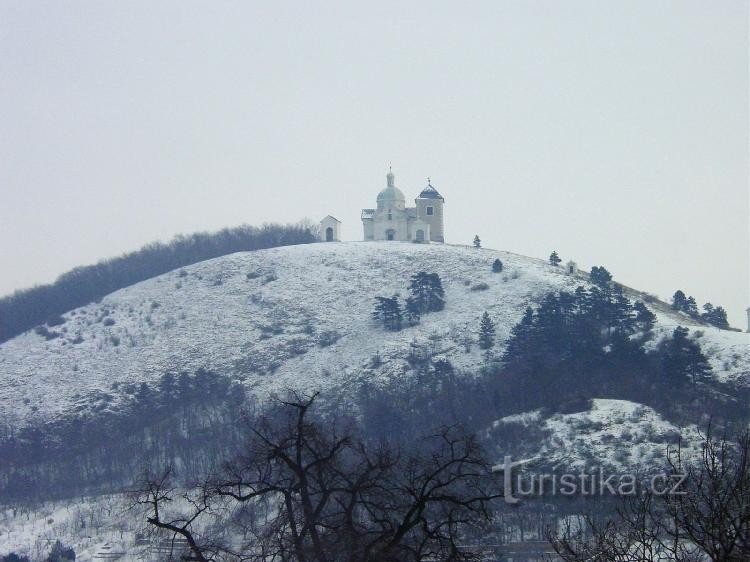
417, 179, 444, 200
377, 168, 406, 203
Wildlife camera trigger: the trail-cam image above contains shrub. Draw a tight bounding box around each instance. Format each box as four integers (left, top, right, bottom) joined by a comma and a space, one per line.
285, 337, 310, 356
317, 330, 341, 347
103, 317, 115, 327
34, 325, 60, 340
259, 322, 284, 338
492, 259, 503, 273
470, 282, 489, 292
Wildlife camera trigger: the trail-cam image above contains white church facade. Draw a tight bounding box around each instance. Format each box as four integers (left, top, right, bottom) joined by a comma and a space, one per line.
360, 169, 445, 243
319, 169, 445, 243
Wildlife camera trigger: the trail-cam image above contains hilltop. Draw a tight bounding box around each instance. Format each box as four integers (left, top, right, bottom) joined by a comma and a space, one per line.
0, 241, 747, 431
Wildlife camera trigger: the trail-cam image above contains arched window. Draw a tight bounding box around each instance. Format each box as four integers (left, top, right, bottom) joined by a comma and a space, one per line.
388, 210, 392, 220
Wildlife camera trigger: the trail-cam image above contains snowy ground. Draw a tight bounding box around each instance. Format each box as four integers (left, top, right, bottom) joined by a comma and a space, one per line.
0, 241, 746, 429
0, 495, 145, 562
488, 399, 702, 472
0, 242, 747, 559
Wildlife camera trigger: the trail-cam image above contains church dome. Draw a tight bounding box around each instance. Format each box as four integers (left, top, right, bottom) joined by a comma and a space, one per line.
377, 169, 406, 203
418, 180, 444, 200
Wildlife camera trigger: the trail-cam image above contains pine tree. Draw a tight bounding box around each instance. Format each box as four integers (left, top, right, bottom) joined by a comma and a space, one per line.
426, 273, 445, 312
701, 303, 729, 329
672, 290, 688, 312
408, 272, 445, 314
660, 326, 712, 387
478, 311, 496, 352
405, 296, 421, 326
633, 301, 656, 332
372, 296, 403, 331
473, 235, 481, 248
549, 251, 561, 266
590, 266, 612, 287
685, 296, 699, 317
492, 259, 503, 273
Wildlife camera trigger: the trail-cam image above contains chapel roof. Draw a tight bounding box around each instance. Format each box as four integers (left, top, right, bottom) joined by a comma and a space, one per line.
417, 181, 444, 200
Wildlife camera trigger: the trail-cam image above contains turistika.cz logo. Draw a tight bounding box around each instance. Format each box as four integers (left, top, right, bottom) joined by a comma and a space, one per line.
491, 455, 687, 505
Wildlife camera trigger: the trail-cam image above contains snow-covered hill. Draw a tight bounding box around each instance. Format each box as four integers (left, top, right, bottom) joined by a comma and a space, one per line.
1, 241, 749, 560
1, 242, 748, 431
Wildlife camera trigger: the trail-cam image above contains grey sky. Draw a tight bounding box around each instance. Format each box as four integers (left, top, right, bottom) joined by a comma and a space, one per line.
1, 1, 748, 327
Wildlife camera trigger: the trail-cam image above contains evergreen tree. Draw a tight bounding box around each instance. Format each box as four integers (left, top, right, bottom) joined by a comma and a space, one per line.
633, 301, 656, 332
590, 266, 612, 287
549, 251, 561, 266
660, 326, 712, 387
473, 235, 481, 248
685, 296, 699, 317
478, 312, 496, 357
712, 306, 729, 329
372, 296, 403, 331
671, 290, 688, 312
502, 307, 535, 364
157, 371, 178, 409
702, 303, 729, 329
492, 258, 503, 273
408, 272, 445, 313
405, 296, 421, 326
426, 273, 445, 312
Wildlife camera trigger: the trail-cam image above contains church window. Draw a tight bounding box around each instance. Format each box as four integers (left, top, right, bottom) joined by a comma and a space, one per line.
388, 210, 392, 220
426, 206, 434, 216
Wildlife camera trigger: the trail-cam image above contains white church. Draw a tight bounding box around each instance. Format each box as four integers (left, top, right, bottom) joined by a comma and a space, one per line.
320, 169, 445, 244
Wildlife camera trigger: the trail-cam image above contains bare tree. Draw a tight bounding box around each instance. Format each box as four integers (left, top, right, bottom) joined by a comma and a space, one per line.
549, 429, 750, 562
132, 392, 500, 561
664, 430, 750, 562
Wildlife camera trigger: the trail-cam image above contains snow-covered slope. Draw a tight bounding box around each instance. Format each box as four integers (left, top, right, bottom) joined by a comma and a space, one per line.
0, 242, 747, 429
487, 399, 703, 472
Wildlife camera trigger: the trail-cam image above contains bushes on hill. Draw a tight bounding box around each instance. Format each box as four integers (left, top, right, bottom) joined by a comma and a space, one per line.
0, 222, 316, 343
2, 554, 31, 562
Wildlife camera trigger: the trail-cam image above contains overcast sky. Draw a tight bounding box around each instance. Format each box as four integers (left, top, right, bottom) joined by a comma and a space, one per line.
1, 1, 748, 327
